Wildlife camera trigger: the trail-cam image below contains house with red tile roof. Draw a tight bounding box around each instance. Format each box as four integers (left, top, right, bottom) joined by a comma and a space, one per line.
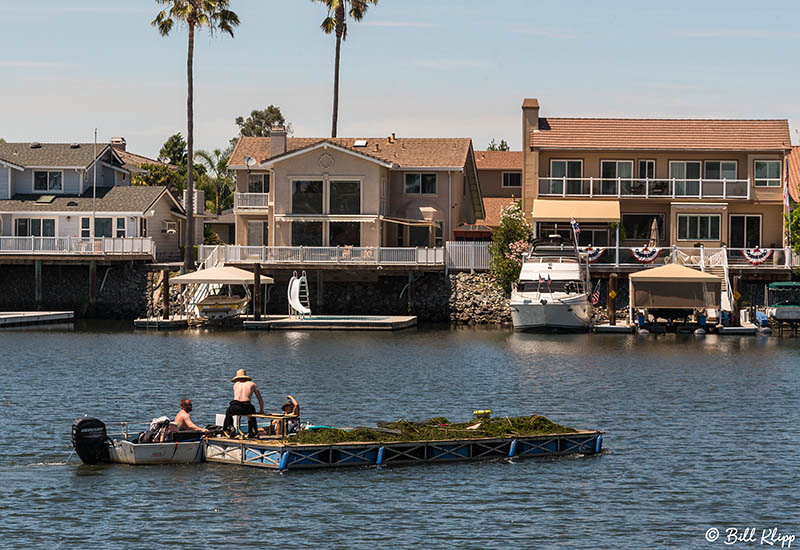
520, 98, 793, 275
227, 128, 483, 248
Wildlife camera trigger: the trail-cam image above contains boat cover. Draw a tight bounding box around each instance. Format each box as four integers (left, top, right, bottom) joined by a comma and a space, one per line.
169, 265, 274, 285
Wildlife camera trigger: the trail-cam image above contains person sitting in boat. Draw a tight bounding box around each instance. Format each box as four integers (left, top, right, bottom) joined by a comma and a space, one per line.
272, 395, 300, 437
223, 369, 264, 437
174, 398, 208, 434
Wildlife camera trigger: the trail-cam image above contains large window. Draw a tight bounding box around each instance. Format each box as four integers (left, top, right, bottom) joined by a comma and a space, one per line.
248, 173, 270, 193
329, 222, 360, 246
704, 161, 737, 180
291, 180, 323, 214
81, 217, 91, 238
33, 170, 63, 192
638, 160, 655, 179
622, 214, 665, 241
502, 172, 521, 187
116, 218, 126, 238
405, 173, 436, 195
95, 218, 113, 238
577, 228, 609, 247
409, 225, 430, 247
291, 221, 323, 246
669, 161, 701, 195
677, 214, 720, 241
754, 160, 781, 187
549, 160, 582, 194
15, 218, 56, 237
329, 180, 361, 214
246, 221, 268, 246
600, 160, 633, 195
729, 215, 761, 249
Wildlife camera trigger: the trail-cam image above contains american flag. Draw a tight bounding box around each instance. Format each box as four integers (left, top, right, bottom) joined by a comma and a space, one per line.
590, 280, 601, 305
570, 217, 580, 234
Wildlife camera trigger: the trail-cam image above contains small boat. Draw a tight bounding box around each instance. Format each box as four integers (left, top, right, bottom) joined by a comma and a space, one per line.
766, 281, 800, 322
510, 234, 592, 332
72, 417, 205, 465
197, 294, 249, 320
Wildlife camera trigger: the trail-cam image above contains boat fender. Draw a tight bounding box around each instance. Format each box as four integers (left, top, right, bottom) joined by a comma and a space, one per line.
376, 446, 386, 466
508, 439, 518, 458
594, 434, 603, 455
759, 327, 773, 335
694, 328, 706, 336
278, 451, 289, 471
540, 299, 548, 305
71, 417, 110, 465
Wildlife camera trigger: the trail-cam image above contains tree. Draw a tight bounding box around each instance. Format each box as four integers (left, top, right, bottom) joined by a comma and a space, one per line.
488, 139, 510, 151
312, 0, 378, 137
0, 138, 6, 143
159, 133, 188, 169
195, 146, 234, 214
152, 0, 240, 273
489, 202, 533, 294
235, 105, 291, 137
787, 207, 800, 256
132, 163, 186, 196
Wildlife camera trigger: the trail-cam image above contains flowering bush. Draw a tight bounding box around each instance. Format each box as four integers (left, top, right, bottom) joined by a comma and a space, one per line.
489, 202, 533, 293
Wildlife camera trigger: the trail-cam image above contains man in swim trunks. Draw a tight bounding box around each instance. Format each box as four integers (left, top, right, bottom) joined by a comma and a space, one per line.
223, 369, 264, 437
174, 398, 208, 433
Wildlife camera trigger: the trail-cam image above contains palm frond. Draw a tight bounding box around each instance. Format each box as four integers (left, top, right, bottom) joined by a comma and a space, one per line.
320, 16, 336, 34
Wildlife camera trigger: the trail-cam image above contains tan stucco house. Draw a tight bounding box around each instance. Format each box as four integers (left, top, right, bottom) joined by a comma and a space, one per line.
227, 128, 484, 249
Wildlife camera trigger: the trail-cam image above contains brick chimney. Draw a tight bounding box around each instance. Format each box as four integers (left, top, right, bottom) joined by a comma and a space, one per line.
109, 137, 127, 151
269, 124, 287, 158
521, 98, 540, 221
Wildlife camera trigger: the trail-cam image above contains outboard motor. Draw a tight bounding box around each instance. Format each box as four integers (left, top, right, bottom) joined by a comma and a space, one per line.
72, 417, 110, 464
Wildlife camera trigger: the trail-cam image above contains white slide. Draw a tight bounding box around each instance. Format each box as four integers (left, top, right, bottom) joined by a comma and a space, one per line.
288, 276, 311, 316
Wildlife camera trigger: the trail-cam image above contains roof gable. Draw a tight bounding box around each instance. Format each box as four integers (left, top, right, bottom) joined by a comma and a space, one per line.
0, 142, 118, 168
474, 150, 522, 170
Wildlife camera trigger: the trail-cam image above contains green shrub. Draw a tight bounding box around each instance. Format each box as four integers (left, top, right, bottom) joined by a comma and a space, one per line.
489, 202, 533, 293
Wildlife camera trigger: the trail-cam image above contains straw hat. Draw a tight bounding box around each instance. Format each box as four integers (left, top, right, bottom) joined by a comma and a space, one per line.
231, 369, 252, 382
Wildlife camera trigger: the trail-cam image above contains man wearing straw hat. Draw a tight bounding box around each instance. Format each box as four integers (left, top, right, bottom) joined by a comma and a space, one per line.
223, 369, 264, 437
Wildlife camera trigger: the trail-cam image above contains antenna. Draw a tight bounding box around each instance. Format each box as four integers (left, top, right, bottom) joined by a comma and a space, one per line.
243, 156, 257, 168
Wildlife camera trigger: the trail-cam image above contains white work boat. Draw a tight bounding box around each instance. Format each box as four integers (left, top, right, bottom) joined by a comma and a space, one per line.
510, 235, 592, 332
766, 281, 800, 322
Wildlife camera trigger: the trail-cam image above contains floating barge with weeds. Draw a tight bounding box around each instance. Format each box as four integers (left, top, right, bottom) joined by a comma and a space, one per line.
205, 414, 604, 471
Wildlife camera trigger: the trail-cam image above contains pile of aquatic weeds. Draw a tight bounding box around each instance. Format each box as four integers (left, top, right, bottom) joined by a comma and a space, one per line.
288, 414, 576, 445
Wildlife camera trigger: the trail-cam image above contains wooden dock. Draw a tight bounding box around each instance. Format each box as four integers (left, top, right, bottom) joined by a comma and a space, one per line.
593, 323, 635, 333
244, 315, 417, 331
204, 431, 603, 471
133, 316, 190, 330
0, 311, 73, 327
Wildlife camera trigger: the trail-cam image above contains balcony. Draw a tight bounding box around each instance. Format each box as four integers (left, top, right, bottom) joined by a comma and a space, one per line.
234, 192, 270, 211
538, 178, 750, 200
198, 245, 443, 266
0, 236, 156, 258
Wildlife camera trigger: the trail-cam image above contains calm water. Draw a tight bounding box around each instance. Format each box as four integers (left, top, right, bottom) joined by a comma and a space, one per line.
1, 323, 799, 548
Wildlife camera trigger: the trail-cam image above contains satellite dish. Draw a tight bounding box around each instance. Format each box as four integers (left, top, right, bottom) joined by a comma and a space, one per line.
243, 156, 257, 168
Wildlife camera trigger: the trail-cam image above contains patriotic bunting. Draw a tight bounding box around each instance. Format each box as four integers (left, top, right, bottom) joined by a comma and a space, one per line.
630, 247, 660, 263
579, 246, 606, 263
741, 247, 772, 265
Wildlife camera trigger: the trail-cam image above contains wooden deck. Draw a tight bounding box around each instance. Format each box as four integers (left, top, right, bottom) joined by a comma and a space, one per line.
244, 315, 417, 331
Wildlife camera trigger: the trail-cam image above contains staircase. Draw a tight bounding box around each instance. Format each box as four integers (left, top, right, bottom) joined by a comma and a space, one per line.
176, 245, 224, 321
703, 248, 734, 313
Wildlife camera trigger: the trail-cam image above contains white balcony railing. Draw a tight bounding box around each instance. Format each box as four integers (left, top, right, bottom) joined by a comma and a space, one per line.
197, 245, 444, 266
575, 246, 792, 269
234, 192, 270, 210
538, 177, 751, 199
0, 236, 156, 257
446, 241, 491, 271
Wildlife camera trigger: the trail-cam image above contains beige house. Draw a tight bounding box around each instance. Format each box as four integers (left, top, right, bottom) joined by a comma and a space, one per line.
521, 98, 792, 258
227, 128, 484, 248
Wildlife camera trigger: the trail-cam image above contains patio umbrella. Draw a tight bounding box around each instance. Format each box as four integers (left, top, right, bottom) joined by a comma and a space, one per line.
648, 217, 660, 248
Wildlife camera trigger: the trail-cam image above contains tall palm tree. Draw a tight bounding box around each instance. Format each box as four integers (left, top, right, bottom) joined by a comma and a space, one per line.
313, 0, 378, 137
195, 147, 233, 215
152, 0, 239, 272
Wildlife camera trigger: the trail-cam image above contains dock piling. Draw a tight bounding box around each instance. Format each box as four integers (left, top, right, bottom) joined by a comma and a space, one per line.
162, 269, 170, 320
34, 260, 42, 309
89, 260, 97, 315
732, 275, 741, 327
608, 274, 618, 326
253, 263, 262, 321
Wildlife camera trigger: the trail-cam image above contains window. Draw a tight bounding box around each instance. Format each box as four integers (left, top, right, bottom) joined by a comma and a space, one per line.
600, 161, 633, 195
248, 173, 270, 194
15, 218, 55, 237
704, 161, 737, 180
577, 228, 609, 247
409, 225, 430, 247
677, 214, 720, 241
669, 161, 701, 196
754, 160, 781, 187
396, 225, 405, 246
291, 221, 323, 246
434, 223, 443, 247
15, 218, 29, 236
729, 215, 761, 249
622, 214, 665, 241
162, 220, 177, 234
246, 221, 268, 246
502, 172, 522, 187
405, 173, 436, 194
291, 180, 323, 214
329, 222, 361, 246
33, 170, 63, 192
81, 217, 91, 238
329, 180, 361, 214
638, 160, 655, 179
549, 160, 583, 194
95, 218, 113, 238
116, 218, 126, 238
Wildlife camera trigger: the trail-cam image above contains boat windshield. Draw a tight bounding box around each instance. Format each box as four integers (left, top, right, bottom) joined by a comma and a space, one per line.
517, 280, 585, 294
768, 288, 800, 307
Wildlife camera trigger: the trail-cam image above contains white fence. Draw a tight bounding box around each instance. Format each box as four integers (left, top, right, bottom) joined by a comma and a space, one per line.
446, 242, 491, 271
0, 236, 155, 257
198, 245, 444, 266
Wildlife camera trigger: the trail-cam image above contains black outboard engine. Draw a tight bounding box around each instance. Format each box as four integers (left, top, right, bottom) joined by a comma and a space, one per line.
72, 417, 110, 464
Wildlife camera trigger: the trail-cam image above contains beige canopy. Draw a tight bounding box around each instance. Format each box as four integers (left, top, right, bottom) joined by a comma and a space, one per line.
169, 265, 274, 285
531, 199, 620, 223
630, 264, 720, 310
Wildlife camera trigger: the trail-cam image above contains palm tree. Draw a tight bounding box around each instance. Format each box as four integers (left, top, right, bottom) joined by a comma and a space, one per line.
152, 0, 239, 272
312, 0, 378, 137
195, 147, 233, 215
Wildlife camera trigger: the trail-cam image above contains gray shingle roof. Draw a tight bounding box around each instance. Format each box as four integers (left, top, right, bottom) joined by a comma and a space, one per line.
0, 186, 170, 213
0, 142, 112, 168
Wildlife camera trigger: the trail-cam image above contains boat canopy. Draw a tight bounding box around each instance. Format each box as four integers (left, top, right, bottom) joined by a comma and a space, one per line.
629, 264, 721, 309
169, 265, 274, 285
531, 199, 620, 223
768, 281, 800, 290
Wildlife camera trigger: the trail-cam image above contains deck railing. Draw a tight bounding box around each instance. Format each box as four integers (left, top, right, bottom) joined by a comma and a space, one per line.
198, 245, 444, 266
234, 192, 270, 210
538, 177, 750, 199
0, 236, 155, 257
576, 246, 792, 269
446, 241, 491, 271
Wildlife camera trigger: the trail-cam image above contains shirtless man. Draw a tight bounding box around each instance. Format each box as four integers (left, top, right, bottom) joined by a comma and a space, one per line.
223, 369, 264, 437
174, 398, 208, 433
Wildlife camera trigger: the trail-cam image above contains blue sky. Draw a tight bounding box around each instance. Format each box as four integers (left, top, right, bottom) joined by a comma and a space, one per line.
1, 0, 799, 158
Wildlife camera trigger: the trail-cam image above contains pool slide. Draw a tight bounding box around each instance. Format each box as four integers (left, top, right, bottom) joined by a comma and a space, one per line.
288, 275, 311, 316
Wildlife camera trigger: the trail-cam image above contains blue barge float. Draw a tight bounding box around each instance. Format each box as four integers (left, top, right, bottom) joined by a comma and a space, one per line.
204, 430, 604, 471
